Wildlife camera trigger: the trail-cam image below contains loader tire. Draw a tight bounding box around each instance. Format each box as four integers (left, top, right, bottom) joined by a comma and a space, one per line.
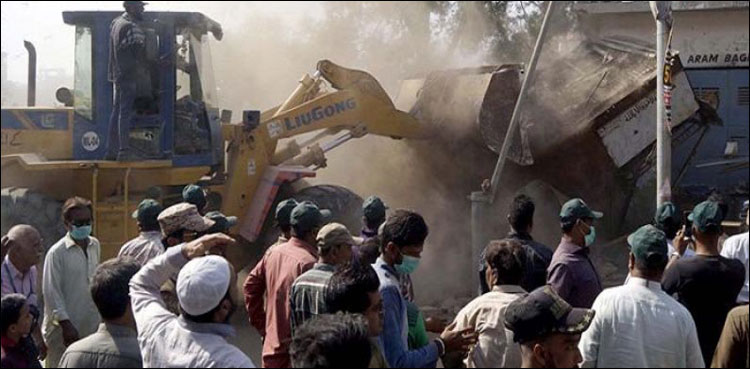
1, 187, 65, 251
255, 184, 363, 250
293, 185, 364, 234
236, 184, 364, 272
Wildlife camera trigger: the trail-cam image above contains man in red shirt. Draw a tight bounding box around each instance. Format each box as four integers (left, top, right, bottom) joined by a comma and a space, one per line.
244, 201, 330, 368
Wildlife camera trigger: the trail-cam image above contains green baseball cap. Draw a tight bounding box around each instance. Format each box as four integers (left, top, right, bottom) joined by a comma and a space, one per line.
275, 199, 299, 227
205, 211, 238, 233
560, 198, 603, 222
688, 201, 724, 233
363, 196, 388, 222
291, 201, 331, 232
654, 202, 679, 227
182, 184, 206, 210
627, 225, 668, 266
131, 199, 163, 226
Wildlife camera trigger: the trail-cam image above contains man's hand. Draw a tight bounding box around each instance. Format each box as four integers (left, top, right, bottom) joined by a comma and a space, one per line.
673, 226, 689, 256
60, 320, 80, 347
440, 322, 478, 355
182, 233, 236, 260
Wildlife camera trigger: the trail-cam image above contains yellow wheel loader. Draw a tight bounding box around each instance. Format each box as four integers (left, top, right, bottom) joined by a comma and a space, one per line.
1, 11, 426, 268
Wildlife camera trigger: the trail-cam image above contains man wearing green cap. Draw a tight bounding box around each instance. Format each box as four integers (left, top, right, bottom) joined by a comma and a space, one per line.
119, 199, 164, 266
547, 198, 603, 309
204, 211, 238, 235
662, 200, 745, 367
579, 225, 704, 368
273, 199, 298, 247
244, 201, 330, 368
361, 196, 388, 241
182, 185, 207, 215
654, 201, 695, 258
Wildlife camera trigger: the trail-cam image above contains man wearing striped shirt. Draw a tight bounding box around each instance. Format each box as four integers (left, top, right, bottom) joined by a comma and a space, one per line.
118, 199, 164, 266
289, 223, 354, 335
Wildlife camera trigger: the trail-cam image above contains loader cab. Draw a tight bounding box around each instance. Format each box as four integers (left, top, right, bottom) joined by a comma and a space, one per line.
62, 11, 224, 167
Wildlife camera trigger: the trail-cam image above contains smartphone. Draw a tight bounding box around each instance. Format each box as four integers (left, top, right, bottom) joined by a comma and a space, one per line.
682, 210, 693, 238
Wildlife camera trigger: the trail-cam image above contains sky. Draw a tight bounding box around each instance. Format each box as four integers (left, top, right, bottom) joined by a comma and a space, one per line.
1, 1, 322, 83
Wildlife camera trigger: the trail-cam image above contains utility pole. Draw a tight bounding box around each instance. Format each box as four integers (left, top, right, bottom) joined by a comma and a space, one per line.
469, 1, 558, 296
650, 1, 673, 207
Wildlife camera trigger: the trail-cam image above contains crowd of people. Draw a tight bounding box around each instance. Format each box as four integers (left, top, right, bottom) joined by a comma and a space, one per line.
1, 180, 748, 368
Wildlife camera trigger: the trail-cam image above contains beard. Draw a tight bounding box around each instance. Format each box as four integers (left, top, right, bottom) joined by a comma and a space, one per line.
223, 300, 237, 324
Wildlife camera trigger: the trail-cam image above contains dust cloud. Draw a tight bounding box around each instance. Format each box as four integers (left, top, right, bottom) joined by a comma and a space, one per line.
206, 2, 526, 304
1, 1, 545, 304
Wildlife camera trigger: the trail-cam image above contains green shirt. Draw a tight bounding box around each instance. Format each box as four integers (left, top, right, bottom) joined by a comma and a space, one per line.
59, 323, 142, 368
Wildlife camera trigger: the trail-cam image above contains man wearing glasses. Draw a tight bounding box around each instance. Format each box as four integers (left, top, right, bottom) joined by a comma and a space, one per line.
42, 197, 101, 368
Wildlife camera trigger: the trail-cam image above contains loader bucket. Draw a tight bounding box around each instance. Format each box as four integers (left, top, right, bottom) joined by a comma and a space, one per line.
394, 37, 702, 169
394, 64, 532, 164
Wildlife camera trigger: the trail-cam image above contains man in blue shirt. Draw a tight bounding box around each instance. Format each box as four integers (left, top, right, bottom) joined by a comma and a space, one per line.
373, 209, 477, 367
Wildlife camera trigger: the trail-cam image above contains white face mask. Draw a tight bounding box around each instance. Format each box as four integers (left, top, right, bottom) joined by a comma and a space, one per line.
578, 220, 596, 246
585, 226, 596, 247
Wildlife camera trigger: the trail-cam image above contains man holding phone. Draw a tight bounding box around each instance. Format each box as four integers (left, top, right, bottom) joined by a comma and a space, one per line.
655, 202, 696, 259
662, 200, 745, 366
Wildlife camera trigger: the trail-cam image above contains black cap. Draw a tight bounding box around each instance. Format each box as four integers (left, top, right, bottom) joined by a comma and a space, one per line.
123, 1, 147, 7
504, 286, 595, 344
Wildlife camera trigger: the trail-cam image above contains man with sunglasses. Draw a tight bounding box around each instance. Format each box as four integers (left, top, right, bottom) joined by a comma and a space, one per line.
42, 197, 101, 368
